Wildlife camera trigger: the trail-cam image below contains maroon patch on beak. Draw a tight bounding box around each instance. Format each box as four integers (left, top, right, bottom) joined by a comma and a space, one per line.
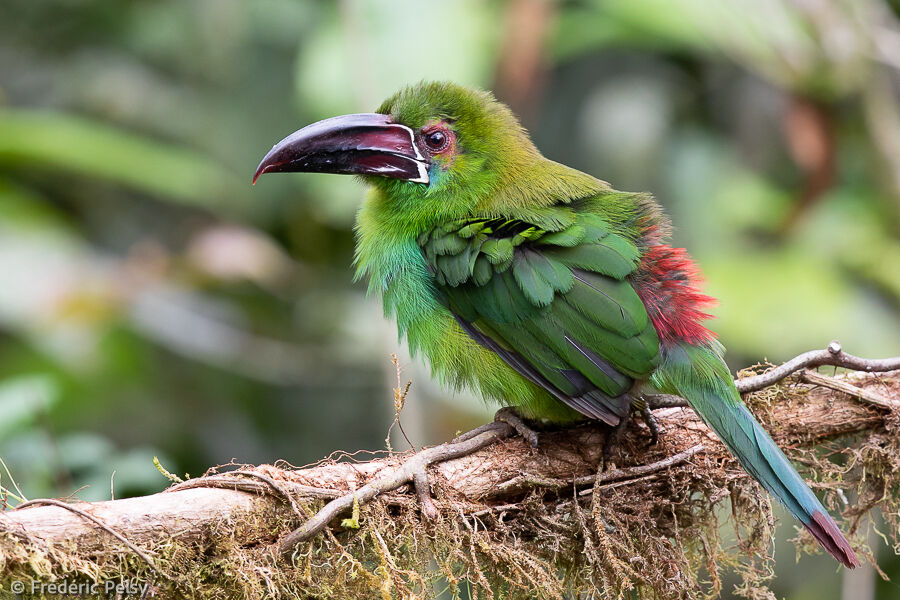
253, 113, 429, 184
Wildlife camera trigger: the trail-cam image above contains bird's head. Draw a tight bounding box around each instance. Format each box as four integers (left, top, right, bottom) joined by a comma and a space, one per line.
254, 82, 553, 224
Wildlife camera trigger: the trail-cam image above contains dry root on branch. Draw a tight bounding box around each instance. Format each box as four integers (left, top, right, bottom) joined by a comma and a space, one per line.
1, 344, 899, 599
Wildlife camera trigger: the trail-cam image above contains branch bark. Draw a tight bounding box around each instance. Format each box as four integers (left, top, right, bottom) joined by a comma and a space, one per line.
0, 353, 898, 597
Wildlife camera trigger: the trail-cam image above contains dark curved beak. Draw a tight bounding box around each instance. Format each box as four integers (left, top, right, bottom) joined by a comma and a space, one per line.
253, 113, 429, 185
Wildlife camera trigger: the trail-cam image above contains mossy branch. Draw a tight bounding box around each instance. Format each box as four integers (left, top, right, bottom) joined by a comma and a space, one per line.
1, 348, 899, 599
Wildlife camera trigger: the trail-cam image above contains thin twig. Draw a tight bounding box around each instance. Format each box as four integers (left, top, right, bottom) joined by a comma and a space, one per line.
14, 498, 158, 573
584, 444, 705, 487
470, 503, 525, 518
498, 445, 705, 495
0, 457, 27, 503
167, 474, 342, 501
735, 341, 900, 394
227, 470, 309, 520
647, 342, 900, 409
799, 369, 898, 411
278, 422, 514, 553
453, 422, 506, 444
578, 473, 663, 496
386, 354, 414, 452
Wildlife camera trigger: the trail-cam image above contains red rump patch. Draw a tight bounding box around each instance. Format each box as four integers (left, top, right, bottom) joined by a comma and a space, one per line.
633, 243, 717, 344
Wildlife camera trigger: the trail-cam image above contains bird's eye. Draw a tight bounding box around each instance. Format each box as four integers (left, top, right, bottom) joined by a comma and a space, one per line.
424, 129, 449, 152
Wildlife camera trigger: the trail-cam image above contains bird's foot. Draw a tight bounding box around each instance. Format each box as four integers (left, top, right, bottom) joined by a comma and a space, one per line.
601, 413, 630, 470
413, 466, 439, 521
494, 407, 539, 448
640, 404, 660, 447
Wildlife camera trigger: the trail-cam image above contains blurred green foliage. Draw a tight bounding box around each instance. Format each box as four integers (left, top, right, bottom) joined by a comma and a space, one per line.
1, 1, 899, 597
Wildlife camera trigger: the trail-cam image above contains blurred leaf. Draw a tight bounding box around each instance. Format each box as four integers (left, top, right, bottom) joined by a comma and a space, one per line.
851, 241, 900, 307
0, 374, 58, 440
0, 109, 243, 208
0, 178, 75, 233
552, 0, 712, 61
706, 248, 900, 361
57, 435, 167, 501
295, 0, 497, 116
53, 432, 115, 473
553, 0, 875, 97
1, 429, 170, 503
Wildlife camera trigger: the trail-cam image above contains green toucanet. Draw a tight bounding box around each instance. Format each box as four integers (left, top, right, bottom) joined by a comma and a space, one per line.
254, 81, 859, 568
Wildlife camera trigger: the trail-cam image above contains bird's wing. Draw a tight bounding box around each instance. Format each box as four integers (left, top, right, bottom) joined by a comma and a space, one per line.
418, 206, 660, 424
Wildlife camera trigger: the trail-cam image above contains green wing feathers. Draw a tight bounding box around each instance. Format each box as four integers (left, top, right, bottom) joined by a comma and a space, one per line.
418, 207, 660, 424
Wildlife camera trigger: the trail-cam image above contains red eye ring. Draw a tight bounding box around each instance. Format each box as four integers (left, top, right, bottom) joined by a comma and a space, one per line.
423, 128, 450, 152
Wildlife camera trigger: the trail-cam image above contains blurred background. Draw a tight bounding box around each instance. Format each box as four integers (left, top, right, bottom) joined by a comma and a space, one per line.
1, 0, 899, 597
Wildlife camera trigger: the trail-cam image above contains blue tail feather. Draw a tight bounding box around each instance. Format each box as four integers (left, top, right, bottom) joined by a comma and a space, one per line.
652, 342, 860, 568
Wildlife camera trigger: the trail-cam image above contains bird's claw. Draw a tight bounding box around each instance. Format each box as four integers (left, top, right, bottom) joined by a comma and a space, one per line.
494, 407, 539, 448
601, 413, 630, 470
641, 404, 660, 446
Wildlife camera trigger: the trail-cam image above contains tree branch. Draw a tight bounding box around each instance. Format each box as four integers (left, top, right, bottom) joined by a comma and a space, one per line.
276, 422, 514, 551
0, 347, 898, 599
735, 340, 900, 393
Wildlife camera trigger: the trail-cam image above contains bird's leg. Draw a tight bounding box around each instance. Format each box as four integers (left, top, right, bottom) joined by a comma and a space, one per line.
494, 406, 539, 448
601, 412, 630, 471
600, 399, 660, 470
640, 404, 660, 446
629, 395, 660, 447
